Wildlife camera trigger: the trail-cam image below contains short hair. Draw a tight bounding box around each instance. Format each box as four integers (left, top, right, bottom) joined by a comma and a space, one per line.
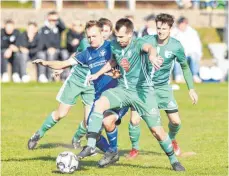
28, 21, 37, 27
177, 16, 188, 25
115, 18, 134, 33
85, 20, 102, 31
4, 19, 14, 25
98, 18, 113, 30
48, 10, 58, 16
155, 13, 174, 27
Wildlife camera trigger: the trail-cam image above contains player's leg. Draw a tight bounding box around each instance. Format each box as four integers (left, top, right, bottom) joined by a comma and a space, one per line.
78, 87, 128, 159
28, 103, 72, 150
28, 73, 80, 150
72, 87, 95, 149
126, 108, 141, 159
156, 85, 182, 156
166, 110, 182, 156
139, 88, 185, 171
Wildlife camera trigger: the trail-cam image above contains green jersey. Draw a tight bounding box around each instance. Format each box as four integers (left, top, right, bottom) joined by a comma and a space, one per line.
111, 38, 153, 89
72, 38, 90, 84
143, 35, 193, 89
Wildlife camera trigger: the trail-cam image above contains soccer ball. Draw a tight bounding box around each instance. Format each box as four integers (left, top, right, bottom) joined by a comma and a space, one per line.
56, 151, 79, 174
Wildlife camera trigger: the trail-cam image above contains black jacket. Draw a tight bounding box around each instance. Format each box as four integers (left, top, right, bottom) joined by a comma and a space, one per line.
16, 31, 41, 56
39, 19, 66, 50
66, 29, 84, 53
1, 28, 20, 50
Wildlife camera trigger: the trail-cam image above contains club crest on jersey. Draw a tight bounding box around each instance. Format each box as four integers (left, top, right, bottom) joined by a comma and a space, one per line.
100, 49, 106, 57
165, 50, 173, 58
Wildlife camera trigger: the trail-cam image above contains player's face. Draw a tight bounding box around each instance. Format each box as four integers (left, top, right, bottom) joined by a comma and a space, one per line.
102, 25, 112, 40
5, 23, 15, 35
115, 26, 132, 48
86, 26, 103, 48
156, 22, 171, 40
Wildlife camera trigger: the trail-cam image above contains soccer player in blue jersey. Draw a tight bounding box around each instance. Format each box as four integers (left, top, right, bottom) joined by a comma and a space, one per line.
33, 20, 128, 166
27, 18, 114, 152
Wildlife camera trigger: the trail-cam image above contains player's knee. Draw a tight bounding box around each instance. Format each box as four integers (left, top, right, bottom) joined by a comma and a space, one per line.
57, 110, 68, 119
170, 118, 181, 126
150, 126, 166, 141
130, 117, 141, 126
103, 112, 116, 130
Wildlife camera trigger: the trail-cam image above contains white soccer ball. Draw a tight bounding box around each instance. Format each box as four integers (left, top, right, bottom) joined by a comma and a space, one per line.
56, 151, 79, 174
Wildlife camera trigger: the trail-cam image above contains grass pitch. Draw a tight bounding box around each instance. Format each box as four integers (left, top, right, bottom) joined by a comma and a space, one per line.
1, 83, 228, 176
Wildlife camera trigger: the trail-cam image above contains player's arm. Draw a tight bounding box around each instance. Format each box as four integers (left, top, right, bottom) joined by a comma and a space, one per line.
88, 58, 117, 81
32, 53, 77, 70
141, 42, 163, 70
176, 44, 198, 104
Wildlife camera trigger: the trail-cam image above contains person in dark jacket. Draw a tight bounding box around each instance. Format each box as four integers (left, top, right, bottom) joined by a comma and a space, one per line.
16, 21, 40, 83
37, 11, 68, 82
1, 19, 20, 83
66, 19, 85, 54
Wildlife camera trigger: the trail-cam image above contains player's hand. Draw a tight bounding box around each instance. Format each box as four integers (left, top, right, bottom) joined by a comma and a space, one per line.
104, 68, 121, 79
149, 55, 164, 70
87, 74, 99, 85
120, 58, 130, 72
52, 69, 64, 78
32, 59, 48, 66
189, 89, 198, 104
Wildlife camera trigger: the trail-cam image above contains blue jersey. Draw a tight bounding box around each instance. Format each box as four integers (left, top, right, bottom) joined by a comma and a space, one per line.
74, 40, 118, 99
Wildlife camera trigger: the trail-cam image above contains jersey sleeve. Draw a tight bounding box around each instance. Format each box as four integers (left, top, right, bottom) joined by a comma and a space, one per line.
74, 50, 88, 65
76, 38, 89, 53
175, 42, 187, 64
135, 38, 148, 54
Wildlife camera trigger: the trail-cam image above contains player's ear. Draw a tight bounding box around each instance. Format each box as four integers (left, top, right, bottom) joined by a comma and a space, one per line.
127, 32, 132, 38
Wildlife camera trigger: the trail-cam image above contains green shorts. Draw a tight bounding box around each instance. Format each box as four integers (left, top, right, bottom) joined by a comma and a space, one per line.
102, 86, 161, 128
154, 85, 178, 111
56, 73, 95, 106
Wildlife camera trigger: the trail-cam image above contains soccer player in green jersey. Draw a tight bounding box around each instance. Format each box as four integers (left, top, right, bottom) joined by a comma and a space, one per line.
125, 13, 198, 158
78, 18, 185, 171
27, 18, 113, 150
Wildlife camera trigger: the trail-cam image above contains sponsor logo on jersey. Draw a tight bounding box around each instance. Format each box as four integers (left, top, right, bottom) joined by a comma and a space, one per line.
165, 50, 173, 58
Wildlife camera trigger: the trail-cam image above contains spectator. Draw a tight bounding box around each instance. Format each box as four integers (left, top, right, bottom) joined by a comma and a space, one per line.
66, 19, 85, 54
16, 21, 40, 83
1, 19, 20, 83
172, 16, 202, 83
38, 11, 68, 82
138, 14, 156, 37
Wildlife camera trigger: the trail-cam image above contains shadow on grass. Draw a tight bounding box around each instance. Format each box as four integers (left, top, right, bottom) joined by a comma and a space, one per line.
2, 156, 171, 171
37, 143, 74, 149
37, 143, 163, 156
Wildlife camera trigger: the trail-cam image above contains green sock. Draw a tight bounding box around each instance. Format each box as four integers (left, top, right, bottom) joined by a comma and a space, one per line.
87, 112, 103, 148
129, 122, 140, 150
159, 135, 178, 164
168, 122, 181, 140
73, 121, 87, 141
38, 112, 58, 138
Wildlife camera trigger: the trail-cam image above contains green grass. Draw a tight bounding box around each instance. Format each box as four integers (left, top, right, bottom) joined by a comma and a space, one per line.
1, 83, 228, 176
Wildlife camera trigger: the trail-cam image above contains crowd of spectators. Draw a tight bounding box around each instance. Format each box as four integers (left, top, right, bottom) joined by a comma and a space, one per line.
2, 10, 224, 83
